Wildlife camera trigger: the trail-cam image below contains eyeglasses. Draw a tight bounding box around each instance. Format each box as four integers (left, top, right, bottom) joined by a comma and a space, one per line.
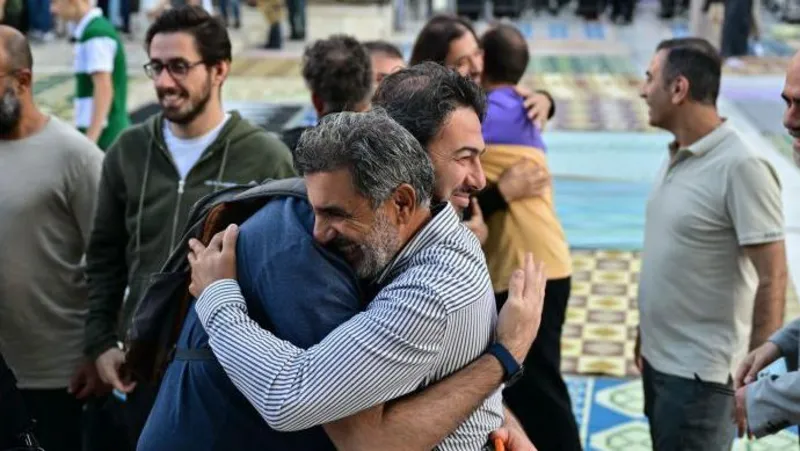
143, 60, 204, 79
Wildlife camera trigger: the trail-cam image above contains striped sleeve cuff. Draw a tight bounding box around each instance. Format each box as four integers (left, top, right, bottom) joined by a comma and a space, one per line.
195, 279, 247, 331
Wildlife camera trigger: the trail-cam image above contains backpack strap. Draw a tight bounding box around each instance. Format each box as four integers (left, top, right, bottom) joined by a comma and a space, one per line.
233, 177, 307, 202
172, 347, 216, 361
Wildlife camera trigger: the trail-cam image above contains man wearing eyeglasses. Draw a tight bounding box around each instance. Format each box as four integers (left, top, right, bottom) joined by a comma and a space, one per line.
50, 0, 130, 150
84, 6, 295, 449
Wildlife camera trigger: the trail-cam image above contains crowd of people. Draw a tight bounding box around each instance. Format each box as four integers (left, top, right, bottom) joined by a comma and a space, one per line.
0, 3, 799, 451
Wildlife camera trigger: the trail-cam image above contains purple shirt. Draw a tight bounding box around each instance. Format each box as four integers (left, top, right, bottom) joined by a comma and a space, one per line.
482, 86, 547, 152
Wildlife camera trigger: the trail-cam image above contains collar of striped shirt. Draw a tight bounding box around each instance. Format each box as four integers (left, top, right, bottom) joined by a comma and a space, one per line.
373, 201, 458, 286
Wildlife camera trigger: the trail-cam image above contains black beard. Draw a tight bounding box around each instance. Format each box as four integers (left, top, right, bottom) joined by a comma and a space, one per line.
0, 88, 21, 135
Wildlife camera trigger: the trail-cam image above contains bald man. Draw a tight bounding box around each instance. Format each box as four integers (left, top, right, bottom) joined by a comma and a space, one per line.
731, 50, 800, 439
784, 51, 800, 167
0, 25, 112, 451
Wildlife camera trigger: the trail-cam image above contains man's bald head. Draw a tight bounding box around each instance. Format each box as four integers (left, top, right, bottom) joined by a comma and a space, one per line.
783, 50, 800, 166
0, 25, 32, 73
480, 23, 529, 86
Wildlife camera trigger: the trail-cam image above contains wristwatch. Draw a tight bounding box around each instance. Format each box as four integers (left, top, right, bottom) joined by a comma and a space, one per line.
486, 342, 524, 386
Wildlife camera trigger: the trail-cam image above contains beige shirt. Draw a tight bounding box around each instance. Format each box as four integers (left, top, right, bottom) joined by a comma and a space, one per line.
638, 121, 784, 384
0, 117, 103, 388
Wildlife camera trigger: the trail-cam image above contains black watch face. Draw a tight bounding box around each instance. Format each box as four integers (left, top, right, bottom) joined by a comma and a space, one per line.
506, 365, 525, 386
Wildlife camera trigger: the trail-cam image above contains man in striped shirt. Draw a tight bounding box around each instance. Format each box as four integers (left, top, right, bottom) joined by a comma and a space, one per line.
188, 110, 546, 450
51, 0, 129, 150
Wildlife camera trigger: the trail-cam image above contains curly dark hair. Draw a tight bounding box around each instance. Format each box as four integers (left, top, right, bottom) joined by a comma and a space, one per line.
373, 61, 486, 148
302, 35, 373, 113
145, 6, 231, 65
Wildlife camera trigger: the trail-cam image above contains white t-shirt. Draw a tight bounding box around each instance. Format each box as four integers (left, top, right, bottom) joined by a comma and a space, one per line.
163, 114, 230, 179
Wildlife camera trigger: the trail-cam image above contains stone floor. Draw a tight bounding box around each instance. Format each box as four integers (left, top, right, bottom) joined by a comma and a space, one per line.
30, 4, 800, 449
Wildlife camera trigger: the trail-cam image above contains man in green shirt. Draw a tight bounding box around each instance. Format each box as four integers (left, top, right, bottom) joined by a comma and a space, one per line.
51, 0, 129, 149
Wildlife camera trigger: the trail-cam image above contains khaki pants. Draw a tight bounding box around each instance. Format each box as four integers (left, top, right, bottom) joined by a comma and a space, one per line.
257, 0, 282, 24
704, 3, 725, 50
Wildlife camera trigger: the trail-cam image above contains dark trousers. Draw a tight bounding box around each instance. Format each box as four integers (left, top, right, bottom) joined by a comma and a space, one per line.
496, 277, 582, 451
25, 0, 51, 32
0, 353, 33, 448
18, 388, 144, 451
642, 359, 736, 451
285, 0, 305, 37
610, 0, 634, 20
19, 389, 83, 451
720, 0, 752, 57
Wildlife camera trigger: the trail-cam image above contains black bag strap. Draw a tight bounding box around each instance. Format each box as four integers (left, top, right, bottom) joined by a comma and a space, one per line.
172, 348, 216, 361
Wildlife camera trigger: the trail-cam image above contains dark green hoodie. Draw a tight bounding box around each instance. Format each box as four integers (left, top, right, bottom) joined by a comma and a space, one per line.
85, 111, 296, 359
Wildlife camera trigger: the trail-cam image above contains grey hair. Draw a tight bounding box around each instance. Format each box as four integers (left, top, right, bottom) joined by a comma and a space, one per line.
294, 108, 435, 209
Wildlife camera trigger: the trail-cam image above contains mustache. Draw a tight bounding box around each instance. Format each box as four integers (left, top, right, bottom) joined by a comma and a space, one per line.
156, 88, 187, 99
454, 185, 480, 197
327, 236, 356, 253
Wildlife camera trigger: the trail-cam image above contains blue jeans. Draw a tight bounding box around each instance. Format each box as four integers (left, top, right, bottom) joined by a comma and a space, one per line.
26, 0, 52, 33
219, 0, 241, 22
642, 359, 736, 451
285, 0, 305, 36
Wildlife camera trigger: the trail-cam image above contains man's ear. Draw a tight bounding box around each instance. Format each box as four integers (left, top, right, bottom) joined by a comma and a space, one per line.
671, 76, 690, 105
15, 69, 33, 93
311, 93, 325, 117
391, 183, 418, 225
212, 60, 230, 86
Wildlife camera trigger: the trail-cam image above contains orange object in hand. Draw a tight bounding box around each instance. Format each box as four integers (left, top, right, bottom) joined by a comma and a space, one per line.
493, 437, 505, 451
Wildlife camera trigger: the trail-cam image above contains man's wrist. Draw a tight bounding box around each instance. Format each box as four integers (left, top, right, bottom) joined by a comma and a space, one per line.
195, 279, 244, 326
486, 343, 524, 385
86, 337, 120, 361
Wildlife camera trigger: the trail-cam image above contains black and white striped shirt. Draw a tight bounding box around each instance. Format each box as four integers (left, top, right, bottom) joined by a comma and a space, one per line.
195, 202, 504, 450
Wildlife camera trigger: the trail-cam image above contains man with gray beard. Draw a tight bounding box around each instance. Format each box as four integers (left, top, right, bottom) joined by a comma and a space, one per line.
83, 6, 295, 448
0, 25, 106, 451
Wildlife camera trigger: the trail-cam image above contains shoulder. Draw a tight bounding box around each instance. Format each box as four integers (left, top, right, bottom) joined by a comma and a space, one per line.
229, 119, 296, 177
719, 134, 780, 183
42, 117, 104, 177
395, 228, 491, 314
240, 196, 313, 238
81, 16, 119, 40
230, 117, 291, 155
108, 119, 150, 149
46, 117, 103, 158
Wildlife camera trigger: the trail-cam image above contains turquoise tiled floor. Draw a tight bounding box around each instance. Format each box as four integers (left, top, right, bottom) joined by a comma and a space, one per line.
567, 376, 800, 451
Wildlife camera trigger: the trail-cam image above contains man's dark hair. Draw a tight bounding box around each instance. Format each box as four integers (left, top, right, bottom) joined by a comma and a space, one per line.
145, 6, 231, 65
294, 108, 435, 208
409, 14, 478, 66
363, 40, 404, 60
656, 37, 721, 105
481, 23, 529, 85
373, 61, 486, 148
302, 34, 373, 113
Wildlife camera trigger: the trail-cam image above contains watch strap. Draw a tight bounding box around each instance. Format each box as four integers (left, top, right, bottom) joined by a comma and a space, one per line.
486, 342, 521, 383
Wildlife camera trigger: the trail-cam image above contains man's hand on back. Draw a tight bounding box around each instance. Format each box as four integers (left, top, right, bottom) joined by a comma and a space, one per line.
496, 253, 547, 363
497, 161, 550, 203
187, 224, 239, 297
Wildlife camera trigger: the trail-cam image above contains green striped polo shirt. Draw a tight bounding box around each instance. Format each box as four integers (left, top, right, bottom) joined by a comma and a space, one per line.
73, 8, 129, 150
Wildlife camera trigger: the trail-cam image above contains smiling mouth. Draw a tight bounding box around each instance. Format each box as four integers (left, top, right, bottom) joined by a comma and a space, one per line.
451, 193, 471, 208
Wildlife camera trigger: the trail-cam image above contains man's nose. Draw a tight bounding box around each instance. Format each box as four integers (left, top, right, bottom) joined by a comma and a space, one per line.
154, 69, 177, 88
784, 103, 799, 132
469, 160, 487, 192
313, 220, 336, 244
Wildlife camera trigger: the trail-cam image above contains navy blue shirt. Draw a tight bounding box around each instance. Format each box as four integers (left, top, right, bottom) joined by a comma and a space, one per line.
138, 196, 363, 450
